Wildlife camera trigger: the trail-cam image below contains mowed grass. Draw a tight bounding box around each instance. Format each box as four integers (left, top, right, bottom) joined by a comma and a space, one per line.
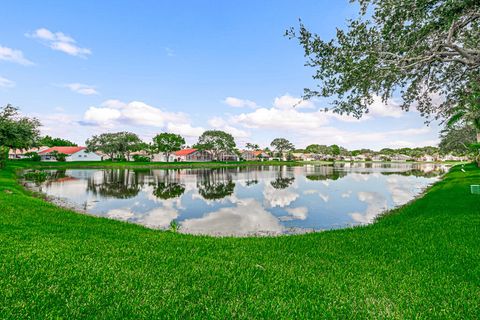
0, 162, 479, 319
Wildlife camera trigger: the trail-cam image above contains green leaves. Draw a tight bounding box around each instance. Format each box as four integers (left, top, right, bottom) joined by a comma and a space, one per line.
195, 130, 236, 160
290, 0, 480, 120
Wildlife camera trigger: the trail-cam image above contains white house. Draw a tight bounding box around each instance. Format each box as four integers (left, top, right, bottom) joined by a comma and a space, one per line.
38, 146, 102, 162
241, 150, 270, 161
391, 154, 412, 162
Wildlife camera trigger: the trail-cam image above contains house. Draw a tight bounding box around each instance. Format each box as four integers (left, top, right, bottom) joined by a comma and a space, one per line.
8, 146, 49, 159
241, 150, 270, 161
172, 148, 213, 162
441, 154, 469, 162
38, 146, 102, 162
391, 154, 412, 162
151, 152, 176, 162
418, 155, 436, 162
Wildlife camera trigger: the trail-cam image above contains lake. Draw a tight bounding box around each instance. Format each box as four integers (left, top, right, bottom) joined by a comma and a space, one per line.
25, 163, 447, 236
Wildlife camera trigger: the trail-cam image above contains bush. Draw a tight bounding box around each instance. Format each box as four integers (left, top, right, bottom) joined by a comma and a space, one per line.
25, 152, 41, 162
133, 155, 151, 162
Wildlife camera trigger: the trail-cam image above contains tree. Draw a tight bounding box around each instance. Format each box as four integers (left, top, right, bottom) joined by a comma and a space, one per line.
39, 135, 76, 147
305, 144, 330, 154
439, 124, 476, 155
194, 130, 236, 161
152, 133, 185, 162
86, 132, 142, 161
245, 143, 260, 151
329, 144, 341, 156
445, 82, 480, 142
50, 150, 67, 162
288, 1, 480, 120
0, 104, 41, 168
270, 138, 295, 159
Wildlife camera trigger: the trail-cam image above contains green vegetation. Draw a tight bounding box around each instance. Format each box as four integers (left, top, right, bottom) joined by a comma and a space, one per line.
1, 161, 479, 318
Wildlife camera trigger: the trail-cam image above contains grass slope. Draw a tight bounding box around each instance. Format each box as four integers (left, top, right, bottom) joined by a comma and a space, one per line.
0, 163, 479, 319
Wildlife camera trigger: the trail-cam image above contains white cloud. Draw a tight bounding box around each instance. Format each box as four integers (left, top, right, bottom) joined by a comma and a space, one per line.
65, 83, 99, 95
27, 28, 91, 58
0, 46, 33, 65
141, 207, 179, 229
82, 99, 204, 140
208, 117, 249, 138
273, 94, 315, 110
0, 76, 15, 88
224, 97, 258, 109
366, 96, 404, 118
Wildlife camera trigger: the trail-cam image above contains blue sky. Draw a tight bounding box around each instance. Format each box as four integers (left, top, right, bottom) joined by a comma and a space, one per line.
0, 0, 441, 150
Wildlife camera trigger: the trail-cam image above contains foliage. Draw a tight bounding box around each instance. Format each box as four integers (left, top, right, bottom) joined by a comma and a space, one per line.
152, 133, 185, 162
38, 135, 77, 147
270, 177, 295, 189
197, 180, 235, 200
132, 155, 151, 162
288, 0, 480, 120
245, 143, 260, 151
24, 152, 41, 162
153, 182, 185, 199
440, 125, 476, 154
169, 220, 180, 232
0, 104, 41, 168
194, 130, 236, 161
50, 151, 67, 162
270, 138, 295, 158
86, 132, 143, 161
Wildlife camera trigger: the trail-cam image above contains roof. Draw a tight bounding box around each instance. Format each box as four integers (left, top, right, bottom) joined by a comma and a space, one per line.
39, 146, 85, 155
174, 148, 198, 156
9, 146, 49, 155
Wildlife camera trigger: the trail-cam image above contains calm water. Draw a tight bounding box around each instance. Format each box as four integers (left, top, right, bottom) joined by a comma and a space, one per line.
25, 163, 446, 236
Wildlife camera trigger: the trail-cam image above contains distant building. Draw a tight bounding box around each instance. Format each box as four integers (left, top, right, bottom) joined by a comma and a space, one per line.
8, 146, 49, 159
241, 150, 270, 161
38, 146, 102, 162
391, 154, 412, 162
172, 148, 213, 162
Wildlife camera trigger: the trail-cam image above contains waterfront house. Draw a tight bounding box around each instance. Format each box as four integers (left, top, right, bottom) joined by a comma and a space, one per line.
38, 146, 102, 162
8, 146, 49, 159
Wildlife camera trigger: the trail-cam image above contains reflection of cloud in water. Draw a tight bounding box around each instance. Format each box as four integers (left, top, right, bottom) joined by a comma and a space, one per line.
341, 191, 352, 198
141, 207, 179, 229
263, 184, 299, 208
106, 208, 134, 221
280, 207, 308, 221
349, 173, 372, 182
302, 189, 329, 202
180, 199, 283, 236
386, 176, 433, 206
350, 191, 387, 224
318, 193, 329, 202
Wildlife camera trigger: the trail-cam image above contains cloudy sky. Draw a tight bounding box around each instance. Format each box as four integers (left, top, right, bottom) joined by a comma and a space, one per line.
0, 0, 441, 150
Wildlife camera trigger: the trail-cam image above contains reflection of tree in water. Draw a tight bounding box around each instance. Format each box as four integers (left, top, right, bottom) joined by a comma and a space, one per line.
196, 168, 236, 200
245, 180, 258, 186
153, 182, 185, 199
382, 169, 444, 178
270, 177, 295, 189
87, 169, 142, 199
305, 166, 347, 181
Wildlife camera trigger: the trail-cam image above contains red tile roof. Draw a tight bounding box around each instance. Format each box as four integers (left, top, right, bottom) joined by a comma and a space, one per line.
39, 146, 85, 155
174, 148, 197, 156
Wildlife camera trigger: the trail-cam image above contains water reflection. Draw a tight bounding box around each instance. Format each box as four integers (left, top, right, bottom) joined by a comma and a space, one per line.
25, 163, 447, 236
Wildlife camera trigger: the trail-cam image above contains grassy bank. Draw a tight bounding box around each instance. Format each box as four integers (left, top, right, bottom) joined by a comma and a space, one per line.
0, 162, 479, 318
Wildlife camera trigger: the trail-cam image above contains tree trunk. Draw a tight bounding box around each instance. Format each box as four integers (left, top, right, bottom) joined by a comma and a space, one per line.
165, 152, 170, 162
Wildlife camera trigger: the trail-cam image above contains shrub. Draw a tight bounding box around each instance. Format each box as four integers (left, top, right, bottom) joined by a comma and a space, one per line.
132, 155, 151, 162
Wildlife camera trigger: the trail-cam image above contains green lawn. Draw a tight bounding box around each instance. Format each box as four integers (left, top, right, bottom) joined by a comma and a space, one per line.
0, 162, 479, 318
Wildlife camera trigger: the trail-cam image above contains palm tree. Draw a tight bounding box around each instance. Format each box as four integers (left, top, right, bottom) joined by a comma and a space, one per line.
446, 82, 480, 164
